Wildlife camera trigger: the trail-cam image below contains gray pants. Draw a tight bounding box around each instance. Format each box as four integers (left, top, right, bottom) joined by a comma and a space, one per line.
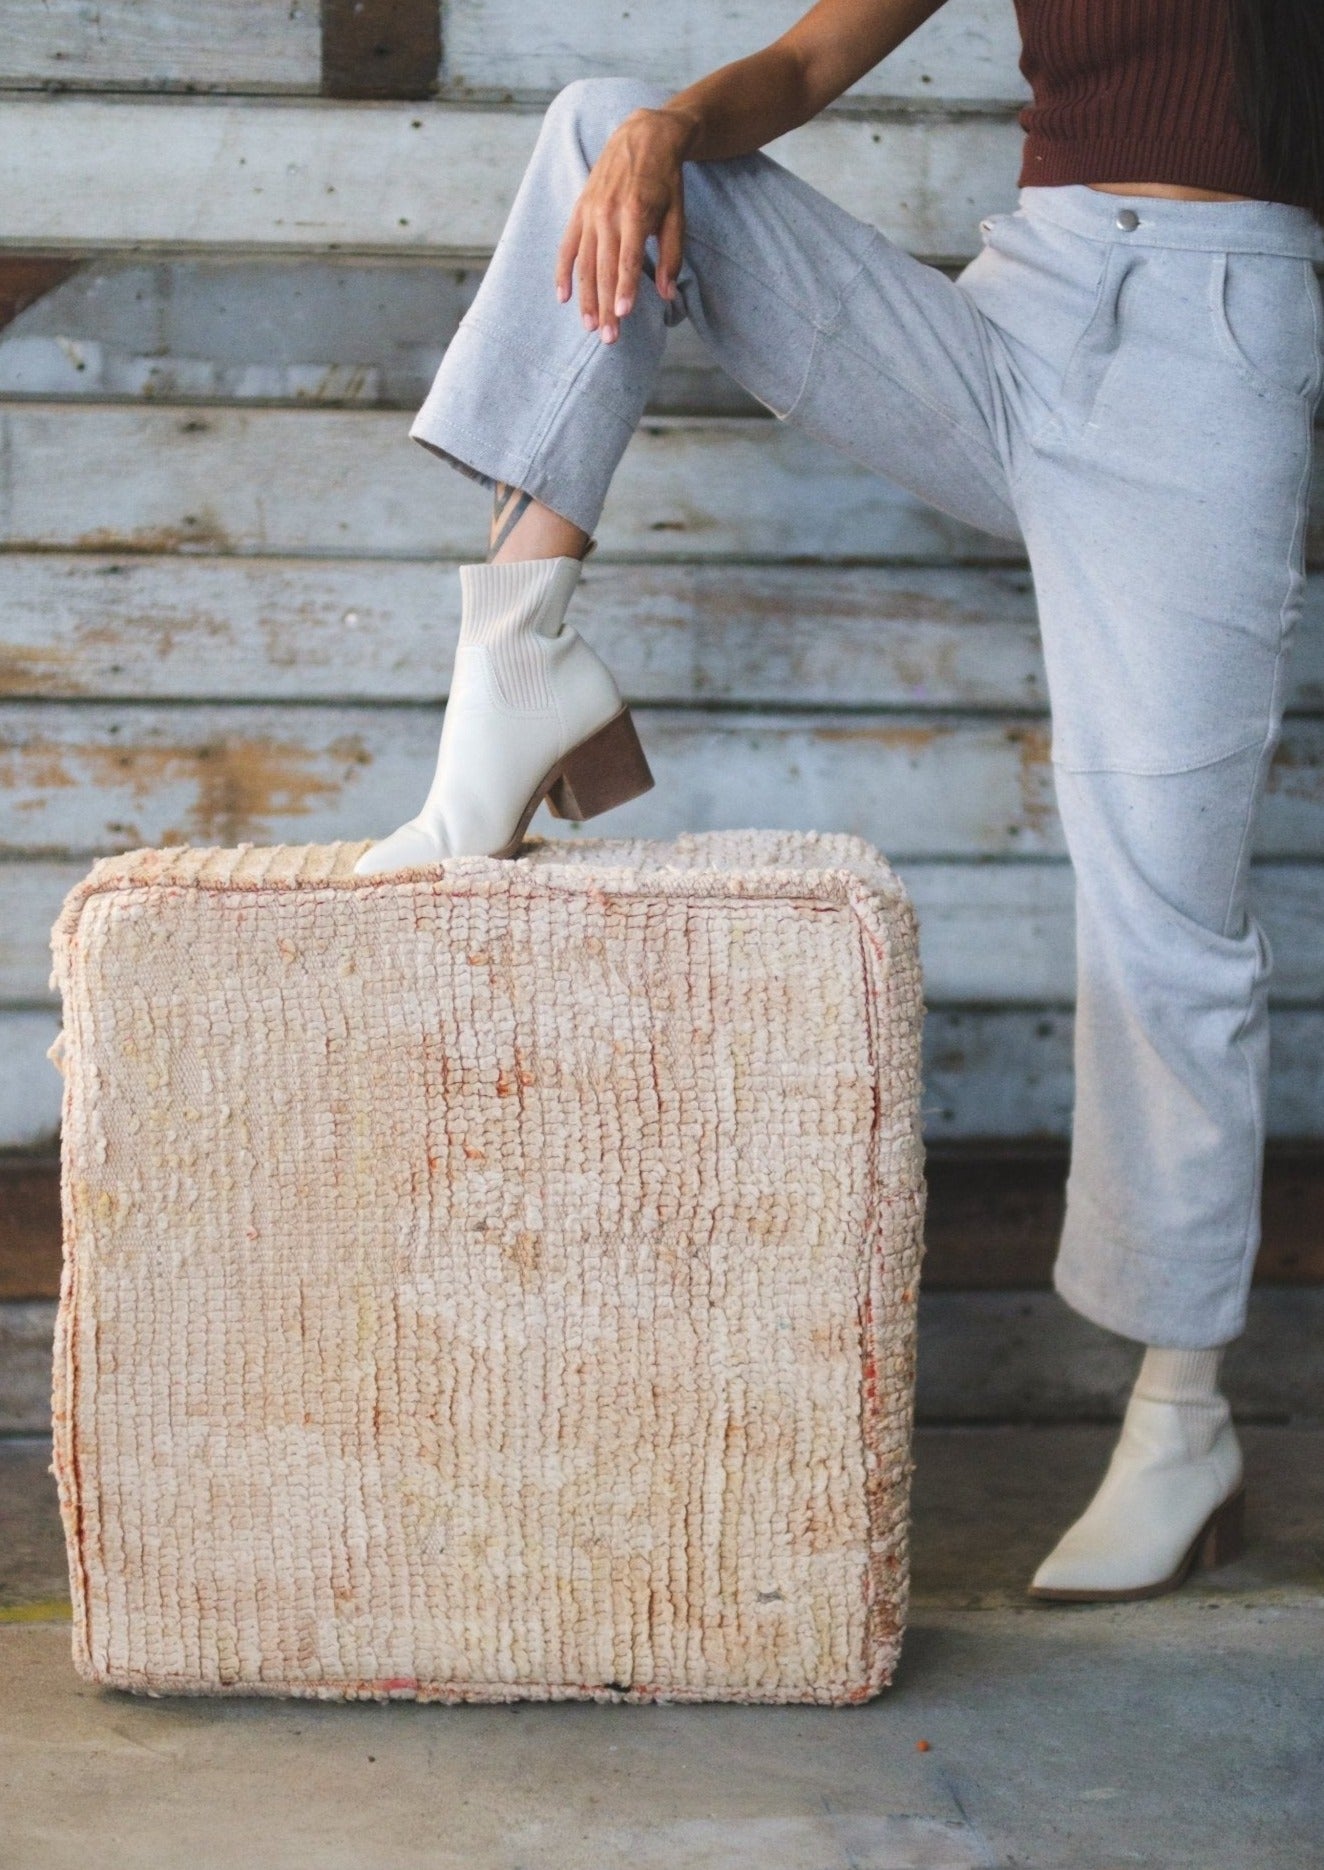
410, 75, 1324, 1347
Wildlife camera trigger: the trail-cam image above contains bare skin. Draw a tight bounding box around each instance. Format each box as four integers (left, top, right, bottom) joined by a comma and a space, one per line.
1087, 181, 1253, 200
487, 0, 1252, 562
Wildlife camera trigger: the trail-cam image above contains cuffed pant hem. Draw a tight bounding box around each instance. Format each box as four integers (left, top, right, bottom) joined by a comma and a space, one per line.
1052, 1244, 1247, 1349
408, 314, 638, 540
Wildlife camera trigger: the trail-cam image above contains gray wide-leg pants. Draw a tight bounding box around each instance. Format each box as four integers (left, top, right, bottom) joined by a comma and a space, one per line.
410, 75, 1324, 1347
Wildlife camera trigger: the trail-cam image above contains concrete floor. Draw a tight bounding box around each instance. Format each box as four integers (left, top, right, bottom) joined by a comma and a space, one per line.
3, 1429, 1322, 1870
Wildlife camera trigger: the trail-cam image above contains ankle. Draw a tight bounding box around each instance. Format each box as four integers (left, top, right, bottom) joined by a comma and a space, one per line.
487, 481, 591, 562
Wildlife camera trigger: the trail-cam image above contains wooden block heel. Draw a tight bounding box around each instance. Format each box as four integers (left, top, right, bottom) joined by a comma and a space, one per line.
1194, 1482, 1246, 1572
546, 705, 655, 822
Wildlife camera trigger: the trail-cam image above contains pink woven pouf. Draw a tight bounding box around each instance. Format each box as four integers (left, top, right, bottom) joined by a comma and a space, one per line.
47, 828, 926, 1703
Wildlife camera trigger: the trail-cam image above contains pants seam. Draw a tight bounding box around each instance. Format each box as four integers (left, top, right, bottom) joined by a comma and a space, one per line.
1049, 730, 1271, 780
821, 316, 1011, 481
1222, 387, 1315, 1290
461, 306, 646, 432
680, 226, 876, 422
682, 222, 846, 331
1007, 243, 1119, 495
522, 333, 637, 458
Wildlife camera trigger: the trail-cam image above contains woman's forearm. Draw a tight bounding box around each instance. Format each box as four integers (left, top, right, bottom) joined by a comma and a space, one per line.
654, 0, 953, 162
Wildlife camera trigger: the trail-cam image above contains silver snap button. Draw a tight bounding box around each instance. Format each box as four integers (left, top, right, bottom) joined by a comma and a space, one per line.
1115, 208, 1140, 231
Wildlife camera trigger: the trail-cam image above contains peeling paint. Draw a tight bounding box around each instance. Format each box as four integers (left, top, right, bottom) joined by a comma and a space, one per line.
70, 519, 236, 556
809, 723, 943, 752
0, 730, 368, 847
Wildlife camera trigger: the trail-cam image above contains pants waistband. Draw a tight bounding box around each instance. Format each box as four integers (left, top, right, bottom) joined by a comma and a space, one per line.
1016, 182, 1324, 259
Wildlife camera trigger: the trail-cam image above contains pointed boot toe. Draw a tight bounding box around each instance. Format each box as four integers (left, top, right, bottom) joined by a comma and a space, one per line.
352, 820, 450, 876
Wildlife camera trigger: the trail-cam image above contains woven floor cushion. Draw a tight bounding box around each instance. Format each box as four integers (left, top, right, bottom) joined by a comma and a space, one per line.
47, 828, 926, 1704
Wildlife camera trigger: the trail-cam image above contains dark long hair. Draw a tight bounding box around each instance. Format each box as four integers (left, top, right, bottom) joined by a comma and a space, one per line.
1227, 0, 1324, 221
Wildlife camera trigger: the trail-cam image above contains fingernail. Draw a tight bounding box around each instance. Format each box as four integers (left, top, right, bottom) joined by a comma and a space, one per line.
582, 311, 594, 329
615, 295, 629, 316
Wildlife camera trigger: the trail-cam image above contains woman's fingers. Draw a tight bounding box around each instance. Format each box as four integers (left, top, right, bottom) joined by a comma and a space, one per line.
613, 209, 647, 323
554, 203, 583, 304
655, 199, 685, 302
556, 112, 687, 334
577, 224, 599, 328
596, 223, 622, 341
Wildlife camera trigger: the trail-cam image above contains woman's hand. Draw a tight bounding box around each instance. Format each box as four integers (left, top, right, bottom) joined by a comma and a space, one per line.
555, 106, 694, 344
551, 0, 952, 342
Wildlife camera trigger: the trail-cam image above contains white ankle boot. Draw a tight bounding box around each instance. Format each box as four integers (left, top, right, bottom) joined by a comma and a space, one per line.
1028, 1357, 1246, 1602
353, 555, 654, 874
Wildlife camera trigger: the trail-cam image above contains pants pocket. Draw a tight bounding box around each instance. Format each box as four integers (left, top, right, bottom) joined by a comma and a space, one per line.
1208, 250, 1324, 404
1036, 243, 1140, 445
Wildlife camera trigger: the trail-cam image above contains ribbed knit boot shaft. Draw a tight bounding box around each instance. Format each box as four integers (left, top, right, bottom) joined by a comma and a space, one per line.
457, 555, 585, 712
1132, 1345, 1227, 1460
1133, 1345, 1223, 1406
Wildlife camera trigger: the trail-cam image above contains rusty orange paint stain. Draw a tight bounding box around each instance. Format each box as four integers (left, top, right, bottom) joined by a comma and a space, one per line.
0, 642, 81, 699
1010, 722, 1055, 838
72, 515, 235, 556
0, 731, 372, 848
809, 723, 943, 752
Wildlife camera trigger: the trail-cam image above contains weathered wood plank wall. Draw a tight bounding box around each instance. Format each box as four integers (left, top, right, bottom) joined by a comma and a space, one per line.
0, 102, 1022, 260
7, 0, 1025, 101
1, 0, 1321, 1164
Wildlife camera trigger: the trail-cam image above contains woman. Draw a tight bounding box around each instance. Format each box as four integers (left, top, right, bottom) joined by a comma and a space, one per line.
353, 0, 1324, 1600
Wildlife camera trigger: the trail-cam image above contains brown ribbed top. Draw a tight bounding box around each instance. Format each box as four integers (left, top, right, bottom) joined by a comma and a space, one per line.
1012, 0, 1291, 204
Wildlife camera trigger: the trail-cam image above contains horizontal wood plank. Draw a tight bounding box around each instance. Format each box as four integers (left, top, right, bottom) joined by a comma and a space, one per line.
0, 405, 1026, 562
5, 1005, 1324, 1153
8, 854, 1324, 1007
5, 554, 1324, 712
0, 702, 1058, 857
3, 0, 1024, 103
0, 255, 764, 414
920, 1007, 1324, 1142
6, 404, 1324, 565
444, 0, 1028, 106
3, 704, 1324, 860
922, 1142, 1324, 1289
2, 0, 320, 92
913, 1288, 1324, 1424
0, 101, 1023, 261
0, 556, 1042, 702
